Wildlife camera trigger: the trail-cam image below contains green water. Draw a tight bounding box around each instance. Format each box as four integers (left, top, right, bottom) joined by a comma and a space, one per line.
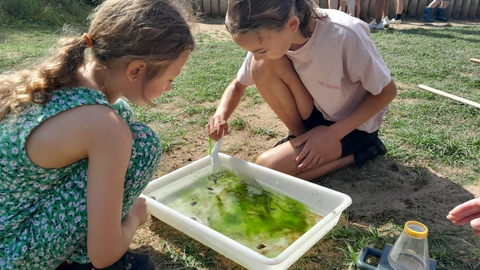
156, 169, 323, 258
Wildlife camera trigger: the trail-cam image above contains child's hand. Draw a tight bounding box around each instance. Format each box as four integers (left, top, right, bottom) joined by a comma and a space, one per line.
293, 126, 338, 171
447, 198, 480, 235
206, 115, 228, 141
129, 197, 149, 227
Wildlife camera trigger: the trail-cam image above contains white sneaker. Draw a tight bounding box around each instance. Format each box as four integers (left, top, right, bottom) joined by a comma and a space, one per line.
369, 20, 385, 30
382, 16, 390, 27
389, 18, 402, 24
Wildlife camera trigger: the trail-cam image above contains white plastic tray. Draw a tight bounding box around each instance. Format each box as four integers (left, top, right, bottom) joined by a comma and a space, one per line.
142, 153, 352, 270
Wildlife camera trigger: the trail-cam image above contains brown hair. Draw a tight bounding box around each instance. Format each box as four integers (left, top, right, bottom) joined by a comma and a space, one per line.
225, 0, 326, 38
0, 0, 195, 120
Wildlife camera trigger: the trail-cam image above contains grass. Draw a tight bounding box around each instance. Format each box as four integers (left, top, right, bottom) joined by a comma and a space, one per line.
1, 21, 480, 269
0, 0, 92, 26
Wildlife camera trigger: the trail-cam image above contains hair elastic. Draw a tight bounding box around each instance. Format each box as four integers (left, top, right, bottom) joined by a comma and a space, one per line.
82, 33, 94, 48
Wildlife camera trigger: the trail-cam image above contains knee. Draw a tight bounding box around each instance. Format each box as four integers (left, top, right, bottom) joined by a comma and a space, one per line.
256, 151, 277, 170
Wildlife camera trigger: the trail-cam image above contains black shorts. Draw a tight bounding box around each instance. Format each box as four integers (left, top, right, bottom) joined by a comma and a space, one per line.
302, 107, 378, 158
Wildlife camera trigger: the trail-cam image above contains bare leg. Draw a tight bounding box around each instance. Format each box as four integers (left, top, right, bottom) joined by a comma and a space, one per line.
256, 126, 354, 180
427, 0, 442, 8
251, 57, 354, 180
355, 0, 361, 18
328, 0, 339, 9
339, 0, 347, 12
382, 0, 390, 19
375, 0, 386, 23
396, 0, 404, 14
345, 0, 356, 16
251, 56, 313, 137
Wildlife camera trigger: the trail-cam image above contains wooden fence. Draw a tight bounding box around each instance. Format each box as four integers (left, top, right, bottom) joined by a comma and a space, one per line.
192, 0, 480, 21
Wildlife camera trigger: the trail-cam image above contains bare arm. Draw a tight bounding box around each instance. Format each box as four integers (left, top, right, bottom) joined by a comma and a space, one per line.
293, 79, 397, 170
206, 78, 248, 141
328, 79, 397, 141
85, 107, 138, 267
26, 105, 144, 268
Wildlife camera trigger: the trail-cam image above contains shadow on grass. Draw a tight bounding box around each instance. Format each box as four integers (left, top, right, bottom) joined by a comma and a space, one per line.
384, 26, 480, 43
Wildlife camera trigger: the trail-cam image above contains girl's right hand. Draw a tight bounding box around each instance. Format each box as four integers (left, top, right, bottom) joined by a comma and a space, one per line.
128, 197, 149, 227
447, 198, 480, 235
206, 115, 228, 141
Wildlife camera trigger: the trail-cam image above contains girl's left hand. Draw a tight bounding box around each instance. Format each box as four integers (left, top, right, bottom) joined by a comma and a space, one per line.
292, 126, 338, 171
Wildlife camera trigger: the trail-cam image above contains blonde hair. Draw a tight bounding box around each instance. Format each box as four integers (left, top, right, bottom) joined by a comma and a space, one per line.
0, 0, 195, 120
225, 0, 326, 38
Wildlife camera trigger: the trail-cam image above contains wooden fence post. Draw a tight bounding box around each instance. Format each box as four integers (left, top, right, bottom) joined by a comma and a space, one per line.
445, 0, 455, 18
476, 0, 480, 19
219, 0, 227, 17
417, 0, 428, 18
468, 0, 479, 19
200, 0, 480, 20
202, 0, 210, 17
460, 0, 472, 19
407, 0, 420, 18
451, 0, 463, 19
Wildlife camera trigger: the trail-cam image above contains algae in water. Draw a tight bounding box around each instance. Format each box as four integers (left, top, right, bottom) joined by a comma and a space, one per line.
158, 169, 323, 258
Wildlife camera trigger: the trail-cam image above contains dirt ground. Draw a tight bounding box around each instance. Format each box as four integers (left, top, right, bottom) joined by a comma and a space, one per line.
130, 17, 480, 269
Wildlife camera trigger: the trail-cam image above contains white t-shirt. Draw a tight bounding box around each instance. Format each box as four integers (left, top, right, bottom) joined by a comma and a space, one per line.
237, 9, 392, 133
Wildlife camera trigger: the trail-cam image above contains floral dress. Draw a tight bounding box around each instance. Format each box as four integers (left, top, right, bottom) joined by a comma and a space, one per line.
0, 88, 162, 269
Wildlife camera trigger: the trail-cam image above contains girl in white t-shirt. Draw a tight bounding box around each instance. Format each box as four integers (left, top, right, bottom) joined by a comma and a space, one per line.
206, 0, 397, 181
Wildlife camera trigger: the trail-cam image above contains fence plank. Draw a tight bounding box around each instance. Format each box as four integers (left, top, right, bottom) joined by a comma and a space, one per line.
407, 0, 419, 18
402, 0, 409, 16
460, 0, 472, 19
445, 0, 455, 18
468, 0, 479, 19
451, 0, 463, 19
202, 0, 211, 16
219, 0, 227, 17
477, 0, 480, 18
202, 0, 480, 20
211, 0, 220, 17
416, 0, 428, 19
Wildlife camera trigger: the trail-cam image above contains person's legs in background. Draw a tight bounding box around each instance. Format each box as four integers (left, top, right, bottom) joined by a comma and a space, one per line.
369, 0, 386, 29
328, 0, 339, 9
422, 0, 441, 22
355, 0, 361, 18
345, 0, 356, 16
382, 0, 390, 27
339, 0, 347, 13
339, 0, 355, 16
435, 0, 450, 21
389, 0, 404, 24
